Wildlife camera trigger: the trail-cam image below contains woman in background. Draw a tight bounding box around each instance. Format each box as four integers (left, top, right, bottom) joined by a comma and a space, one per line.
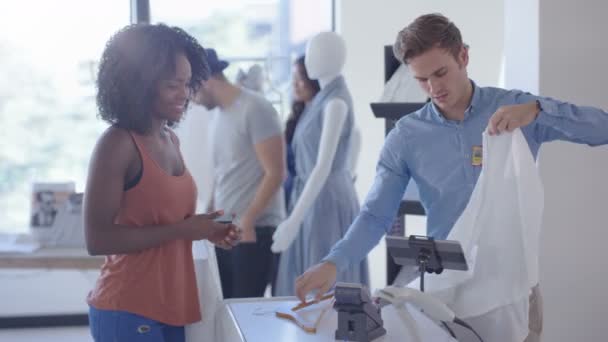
84, 23, 240, 342
283, 56, 320, 210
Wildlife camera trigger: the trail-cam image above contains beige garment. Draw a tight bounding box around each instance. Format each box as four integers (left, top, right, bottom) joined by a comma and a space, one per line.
524, 285, 543, 342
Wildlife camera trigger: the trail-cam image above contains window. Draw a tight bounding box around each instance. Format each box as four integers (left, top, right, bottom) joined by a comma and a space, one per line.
150, 0, 333, 116
0, 1, 130, 233
0, 0, 333, 234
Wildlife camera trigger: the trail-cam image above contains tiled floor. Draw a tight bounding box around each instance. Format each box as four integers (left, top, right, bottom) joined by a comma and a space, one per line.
0, 326, 92, 342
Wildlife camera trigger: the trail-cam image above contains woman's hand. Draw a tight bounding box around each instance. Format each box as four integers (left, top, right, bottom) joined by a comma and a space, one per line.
181, 210, 241, 249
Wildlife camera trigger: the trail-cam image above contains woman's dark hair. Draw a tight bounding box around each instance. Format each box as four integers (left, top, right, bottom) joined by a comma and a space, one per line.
96, 23, 210, 134
285, 55, 320, 144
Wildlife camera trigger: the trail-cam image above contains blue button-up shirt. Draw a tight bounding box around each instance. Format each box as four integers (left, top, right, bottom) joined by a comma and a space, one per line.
325, 81, 608, 271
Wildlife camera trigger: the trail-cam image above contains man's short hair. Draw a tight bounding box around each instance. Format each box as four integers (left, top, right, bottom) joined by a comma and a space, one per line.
393, 13, 465, 65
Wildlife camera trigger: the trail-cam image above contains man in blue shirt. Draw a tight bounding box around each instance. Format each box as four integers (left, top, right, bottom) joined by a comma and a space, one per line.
292, 13, 608, 340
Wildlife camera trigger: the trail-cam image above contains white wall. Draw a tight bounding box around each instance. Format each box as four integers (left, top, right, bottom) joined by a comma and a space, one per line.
503, 0, 538, 93
536, 0, 608, 340
337, 0, 504, 291
491, 0, 608, 339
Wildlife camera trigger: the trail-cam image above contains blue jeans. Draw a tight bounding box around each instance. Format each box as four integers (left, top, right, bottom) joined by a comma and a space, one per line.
88, 306, 185, 342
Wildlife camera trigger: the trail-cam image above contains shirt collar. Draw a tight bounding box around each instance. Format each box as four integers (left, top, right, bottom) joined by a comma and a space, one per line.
430, 80, 480, 124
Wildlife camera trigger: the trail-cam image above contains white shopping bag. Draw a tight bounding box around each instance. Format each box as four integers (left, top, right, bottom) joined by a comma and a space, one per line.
420, 129, 544, 341
185, 241, 224, 342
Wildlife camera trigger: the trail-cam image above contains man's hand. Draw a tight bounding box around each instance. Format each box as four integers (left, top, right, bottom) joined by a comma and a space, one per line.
207, 221, 241, 250
488, 101, 540, 135
239, 215, 257, 243
295, 261, 337, 302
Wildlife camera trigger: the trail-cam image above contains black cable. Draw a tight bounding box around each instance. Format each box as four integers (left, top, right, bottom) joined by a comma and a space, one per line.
417, 253, 458, 341
420, 269, 425, 292
441, 321, 457, 339
454, 318, 484, 342
418, 260, 426, 292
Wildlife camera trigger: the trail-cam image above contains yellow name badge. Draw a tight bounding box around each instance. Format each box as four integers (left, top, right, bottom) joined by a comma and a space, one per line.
472, 146, 482, 166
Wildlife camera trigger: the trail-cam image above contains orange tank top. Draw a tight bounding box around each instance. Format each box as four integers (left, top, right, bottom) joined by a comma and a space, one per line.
87, 130, 201, 326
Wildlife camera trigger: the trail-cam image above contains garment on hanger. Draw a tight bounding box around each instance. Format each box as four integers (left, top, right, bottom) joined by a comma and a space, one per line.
380, 64, 427, 102
236, 64, 265, 93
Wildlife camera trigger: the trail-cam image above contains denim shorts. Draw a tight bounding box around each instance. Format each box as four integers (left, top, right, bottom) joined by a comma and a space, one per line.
88, 306, 185, 342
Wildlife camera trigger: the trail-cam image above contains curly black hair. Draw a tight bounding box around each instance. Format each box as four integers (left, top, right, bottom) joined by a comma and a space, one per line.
96, 23, 209, 134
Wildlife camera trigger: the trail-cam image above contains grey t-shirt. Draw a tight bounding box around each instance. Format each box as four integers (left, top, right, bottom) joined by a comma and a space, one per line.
209, 88, 285, 227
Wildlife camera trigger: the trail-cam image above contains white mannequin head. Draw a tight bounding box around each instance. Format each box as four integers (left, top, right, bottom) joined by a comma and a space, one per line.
304, 31, 346, 86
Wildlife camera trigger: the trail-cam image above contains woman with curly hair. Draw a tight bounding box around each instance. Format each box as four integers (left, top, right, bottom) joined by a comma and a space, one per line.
84, 23, 240, 342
